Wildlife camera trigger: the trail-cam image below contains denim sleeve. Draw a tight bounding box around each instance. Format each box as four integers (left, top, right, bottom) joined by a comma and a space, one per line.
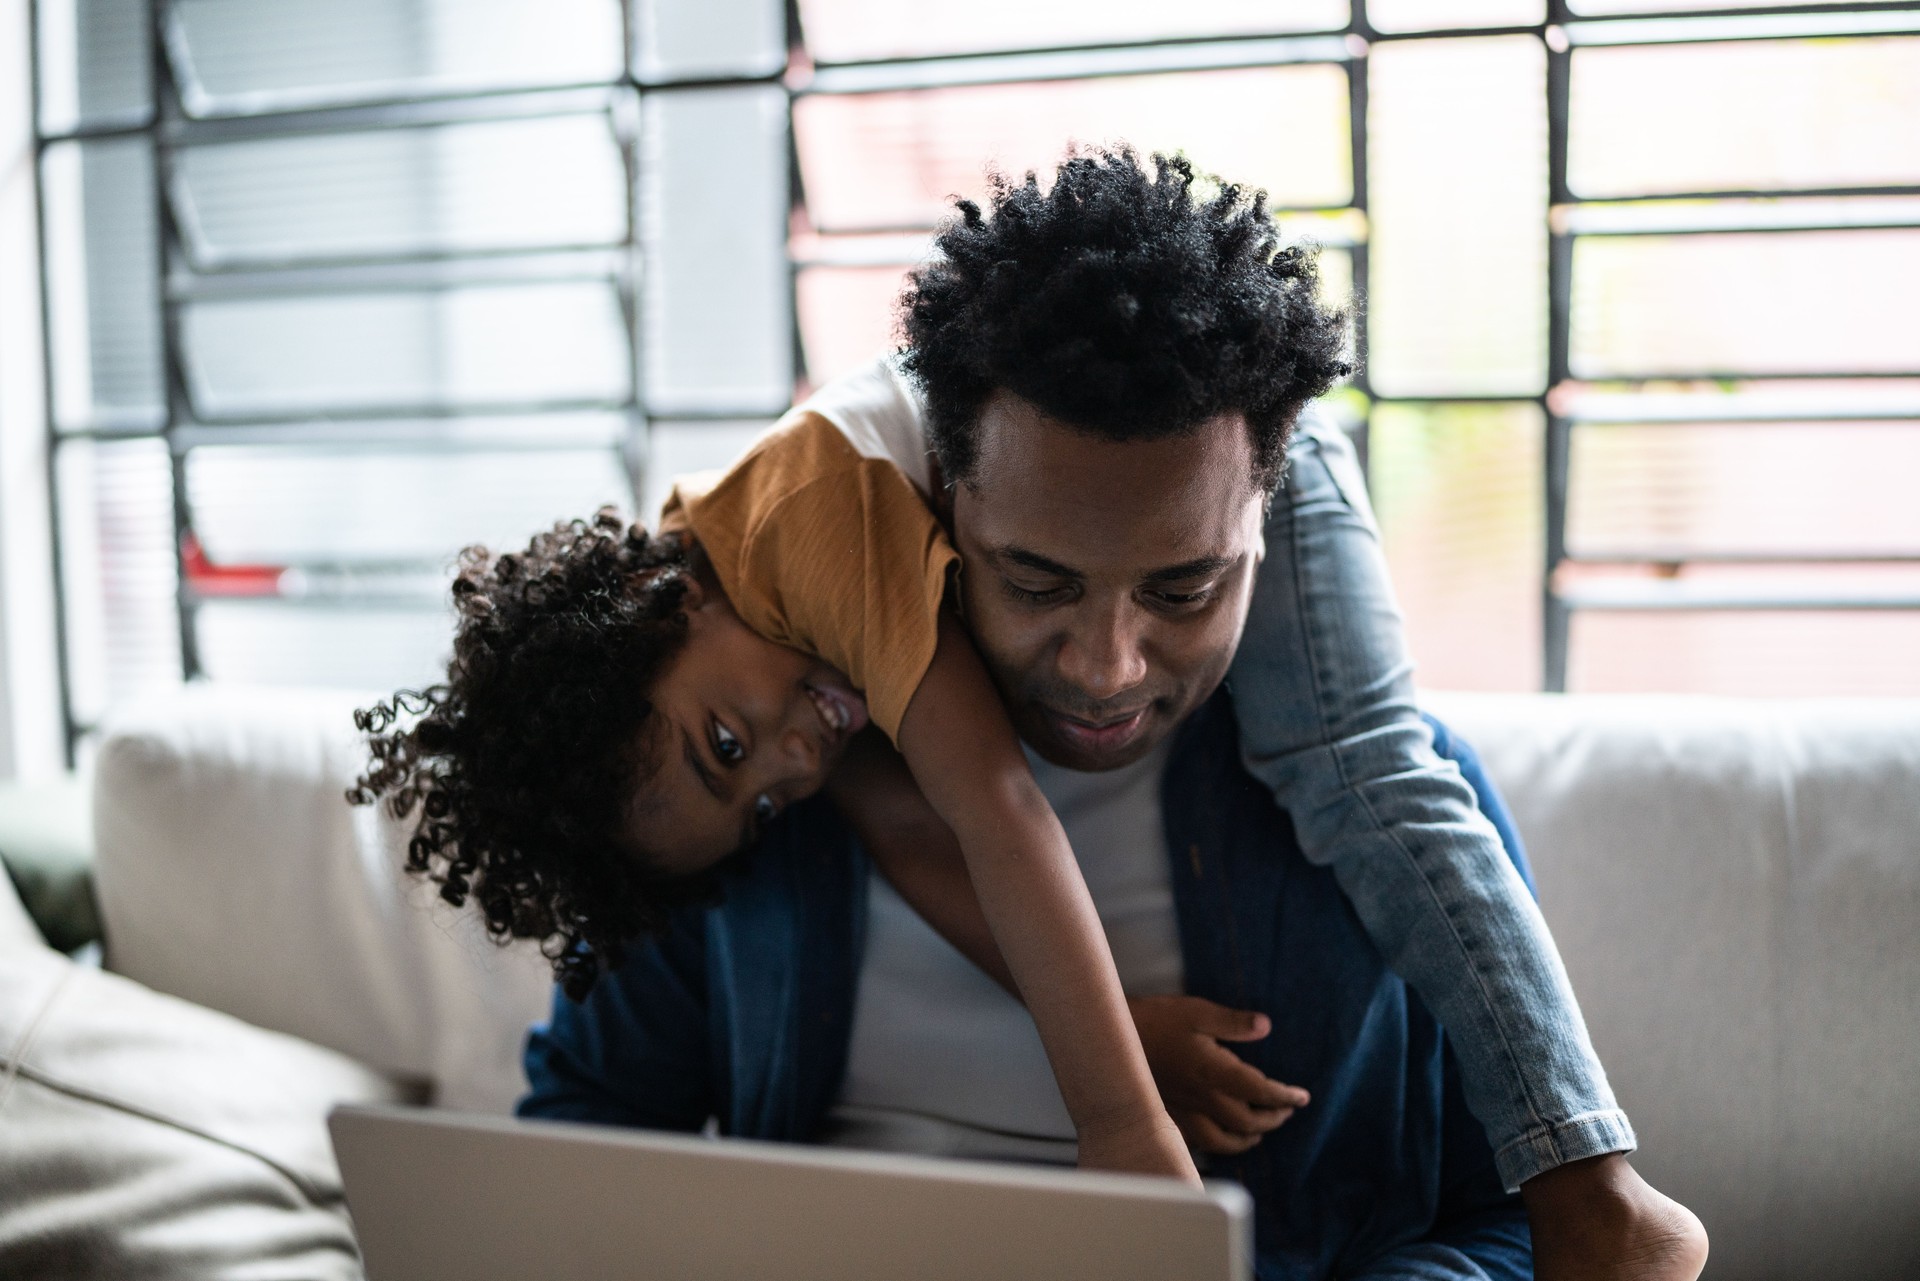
517, 911, 716, 1132
1423, 713, 1533, 899
1227, 405, 1632, 1191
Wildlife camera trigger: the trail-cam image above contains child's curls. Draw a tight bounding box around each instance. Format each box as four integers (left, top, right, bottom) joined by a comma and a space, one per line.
348, 508, 719, 999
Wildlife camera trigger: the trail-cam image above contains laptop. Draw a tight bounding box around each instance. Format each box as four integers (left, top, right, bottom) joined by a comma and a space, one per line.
330, 1104, 1253, 1281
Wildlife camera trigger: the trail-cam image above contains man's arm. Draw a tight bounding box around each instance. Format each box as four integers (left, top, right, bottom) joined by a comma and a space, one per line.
518, 909, 715, 1131
893, 613, 1196, 1184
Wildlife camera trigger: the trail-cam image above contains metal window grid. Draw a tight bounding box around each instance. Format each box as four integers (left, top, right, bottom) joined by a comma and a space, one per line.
28, 0, 1920, 760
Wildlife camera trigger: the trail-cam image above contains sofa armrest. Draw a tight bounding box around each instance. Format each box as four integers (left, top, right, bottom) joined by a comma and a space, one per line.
0, 936, 412, 1279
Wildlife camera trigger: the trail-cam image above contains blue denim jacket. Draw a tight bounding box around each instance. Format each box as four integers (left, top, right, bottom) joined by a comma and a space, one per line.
521, 698, 1532, 1281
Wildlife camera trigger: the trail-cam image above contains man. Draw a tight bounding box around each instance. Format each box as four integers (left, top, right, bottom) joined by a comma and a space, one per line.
519, 149, 1705, 1279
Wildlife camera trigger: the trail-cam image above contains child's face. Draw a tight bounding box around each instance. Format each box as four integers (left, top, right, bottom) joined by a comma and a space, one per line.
622, 576, 869, 876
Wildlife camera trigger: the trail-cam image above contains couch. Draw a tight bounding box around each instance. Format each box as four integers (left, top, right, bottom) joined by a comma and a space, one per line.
2, 684, 1916, 1279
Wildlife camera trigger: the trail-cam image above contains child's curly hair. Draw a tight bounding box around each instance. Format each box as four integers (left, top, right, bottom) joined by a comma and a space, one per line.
348, 508, 719, 999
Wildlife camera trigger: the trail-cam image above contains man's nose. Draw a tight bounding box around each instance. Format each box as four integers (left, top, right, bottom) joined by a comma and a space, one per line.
1054, 605, 1149, 703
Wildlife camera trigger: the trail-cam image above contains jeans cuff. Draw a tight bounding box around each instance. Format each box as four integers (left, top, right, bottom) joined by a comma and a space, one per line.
1493, 1109, 1638, 1193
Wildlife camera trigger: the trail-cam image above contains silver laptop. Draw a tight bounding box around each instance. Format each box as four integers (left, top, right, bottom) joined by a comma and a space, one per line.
331, 1104, 1252, 1281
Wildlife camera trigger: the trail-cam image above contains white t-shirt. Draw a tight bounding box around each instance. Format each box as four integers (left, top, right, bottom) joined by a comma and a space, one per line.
822, 735, 1184, 1164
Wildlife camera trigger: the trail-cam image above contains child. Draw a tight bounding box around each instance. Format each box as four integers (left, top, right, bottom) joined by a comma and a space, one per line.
356, 432, 1202, 1183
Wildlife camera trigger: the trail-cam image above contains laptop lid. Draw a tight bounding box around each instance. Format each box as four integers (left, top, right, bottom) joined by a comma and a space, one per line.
331, 1105, 1252, 1281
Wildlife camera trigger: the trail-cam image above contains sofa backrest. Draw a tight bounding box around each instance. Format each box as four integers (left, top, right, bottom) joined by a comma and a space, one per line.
1428, 691, 1920, 1281
91, 684, 553, 1113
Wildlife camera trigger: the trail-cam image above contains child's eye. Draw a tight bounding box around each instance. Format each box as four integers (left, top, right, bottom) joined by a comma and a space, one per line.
713, 720, 745, 764
753, 794, 777, 823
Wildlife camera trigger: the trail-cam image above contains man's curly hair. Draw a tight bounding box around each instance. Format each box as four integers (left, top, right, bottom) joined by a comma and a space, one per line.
348, 509, 717, 1000
901, 145, 1354, 491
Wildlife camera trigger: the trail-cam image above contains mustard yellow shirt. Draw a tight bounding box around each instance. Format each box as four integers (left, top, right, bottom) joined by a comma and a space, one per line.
662, 411, 960, 744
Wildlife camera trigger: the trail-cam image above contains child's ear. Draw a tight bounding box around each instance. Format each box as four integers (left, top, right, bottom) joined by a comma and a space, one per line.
679, 575, 706, 609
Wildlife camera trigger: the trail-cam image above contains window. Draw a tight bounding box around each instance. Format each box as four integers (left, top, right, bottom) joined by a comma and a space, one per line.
28, 0, 1920, 758
32, 0, 788, 751
1548, 16, 1920, 694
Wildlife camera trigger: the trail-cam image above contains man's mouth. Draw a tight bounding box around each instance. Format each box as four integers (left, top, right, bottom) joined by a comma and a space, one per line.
805, 679, 870, 745
1042, 704, 1152, 756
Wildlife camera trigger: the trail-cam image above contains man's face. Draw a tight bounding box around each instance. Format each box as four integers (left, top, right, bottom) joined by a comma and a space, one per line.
948, 391, 1268, 772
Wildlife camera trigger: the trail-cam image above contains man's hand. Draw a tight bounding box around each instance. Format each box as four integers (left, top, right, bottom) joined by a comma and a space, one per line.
1129, 995, 1309, 1155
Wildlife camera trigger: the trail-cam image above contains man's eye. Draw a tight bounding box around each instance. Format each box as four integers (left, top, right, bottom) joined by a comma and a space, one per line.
753, 794, 777, 823
1153, 589, 1214, 608
713, 721, 745, 764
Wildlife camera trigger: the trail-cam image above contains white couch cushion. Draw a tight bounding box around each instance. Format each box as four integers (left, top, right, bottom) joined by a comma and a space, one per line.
1428, 692, 1920, 1281
90, 685, 552, 1113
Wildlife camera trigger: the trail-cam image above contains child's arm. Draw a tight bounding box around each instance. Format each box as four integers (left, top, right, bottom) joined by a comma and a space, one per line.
891, 613, 1196, 1183
825, 729, 1013, 992
835, 682, 1306, 1162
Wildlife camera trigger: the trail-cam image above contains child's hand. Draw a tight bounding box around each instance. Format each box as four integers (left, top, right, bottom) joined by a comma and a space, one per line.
1129, 995, 1310, 1156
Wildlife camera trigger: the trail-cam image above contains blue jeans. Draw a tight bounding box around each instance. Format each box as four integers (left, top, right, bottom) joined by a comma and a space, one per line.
1227, 407, 1635, 1191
